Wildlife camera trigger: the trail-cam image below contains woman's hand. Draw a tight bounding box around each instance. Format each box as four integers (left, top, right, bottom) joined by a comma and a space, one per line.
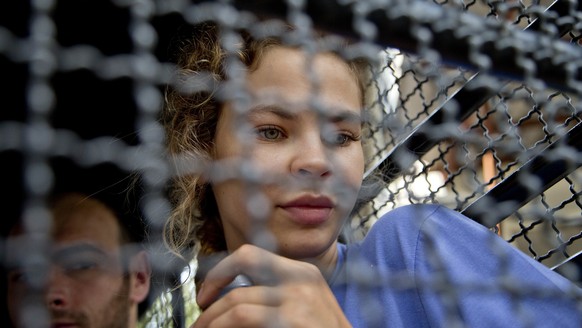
192, 244, 352, 328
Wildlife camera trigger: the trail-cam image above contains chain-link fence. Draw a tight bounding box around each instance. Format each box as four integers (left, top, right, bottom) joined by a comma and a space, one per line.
2, 0, 582, 327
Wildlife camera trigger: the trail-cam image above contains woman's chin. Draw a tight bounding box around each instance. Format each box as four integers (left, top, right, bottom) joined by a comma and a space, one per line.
275, 236, 338, 261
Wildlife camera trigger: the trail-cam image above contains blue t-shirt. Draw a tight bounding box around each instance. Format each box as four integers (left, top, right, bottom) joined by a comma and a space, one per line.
329, 204, 581, 327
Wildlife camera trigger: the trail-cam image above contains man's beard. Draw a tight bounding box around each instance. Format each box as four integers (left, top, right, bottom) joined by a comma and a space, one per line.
50, 276, 131, 328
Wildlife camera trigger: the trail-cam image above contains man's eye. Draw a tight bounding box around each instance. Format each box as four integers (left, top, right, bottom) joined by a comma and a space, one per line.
62, 260, 98, 272
8, 270, 26, 284
256, 127, 284, 140
8, 268, 40, 284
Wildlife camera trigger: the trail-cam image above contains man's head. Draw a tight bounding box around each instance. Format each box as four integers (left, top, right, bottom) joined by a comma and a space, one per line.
1, 155, 153, 328
5, 192, 151, 328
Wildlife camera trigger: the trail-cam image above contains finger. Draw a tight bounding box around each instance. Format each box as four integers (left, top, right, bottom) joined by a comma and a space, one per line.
198, 274, 253, 311
197, 272, 246, 309
195, 286, 282, 327
209, 305, 281, 328
197, 244, 323, 308
197, 245, 287, 307
193, 286, 282, 328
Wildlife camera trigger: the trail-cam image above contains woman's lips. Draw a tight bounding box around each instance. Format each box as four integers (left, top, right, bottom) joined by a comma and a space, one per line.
279, 195, 334, 225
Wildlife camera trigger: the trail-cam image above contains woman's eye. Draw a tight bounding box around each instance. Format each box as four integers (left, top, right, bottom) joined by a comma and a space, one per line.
324, 132, 357, 146
332, 134, 350, 145
256, 127, 284, 140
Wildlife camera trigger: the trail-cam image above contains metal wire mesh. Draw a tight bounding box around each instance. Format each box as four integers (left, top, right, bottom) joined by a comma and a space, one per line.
2, 0, 582, 327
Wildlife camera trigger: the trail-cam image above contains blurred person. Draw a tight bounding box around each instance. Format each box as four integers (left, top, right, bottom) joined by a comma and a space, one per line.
3, 158, 151, 328
162, 22, 582, 327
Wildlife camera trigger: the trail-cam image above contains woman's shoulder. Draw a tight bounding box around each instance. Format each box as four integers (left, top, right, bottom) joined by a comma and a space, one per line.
353, 203, 519, 273
359, 204, 577, 288
365, 203, 478, 239
348, 204, 457, 270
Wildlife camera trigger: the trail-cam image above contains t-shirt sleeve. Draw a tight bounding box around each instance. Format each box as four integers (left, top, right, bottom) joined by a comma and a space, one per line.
364, 204, 581, 328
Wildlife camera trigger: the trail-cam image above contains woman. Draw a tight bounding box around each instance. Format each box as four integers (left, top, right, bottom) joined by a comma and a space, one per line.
162, 22, 581, 327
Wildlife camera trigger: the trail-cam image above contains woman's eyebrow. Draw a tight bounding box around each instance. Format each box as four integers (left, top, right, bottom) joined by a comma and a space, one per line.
328, 110, 362, 125
246, 104, 362, 124
247, 104, 296, 120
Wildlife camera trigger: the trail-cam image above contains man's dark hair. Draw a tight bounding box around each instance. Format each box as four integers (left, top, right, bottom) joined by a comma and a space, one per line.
48, 157, 148, 246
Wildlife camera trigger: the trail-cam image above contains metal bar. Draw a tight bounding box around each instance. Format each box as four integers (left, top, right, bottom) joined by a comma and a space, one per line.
228, 0, 582, 93
171, 274, 185, 328
461, 120, 582, 228
526, 0, 581, 37
366, 76, 496, 180
552, 249, 582, 283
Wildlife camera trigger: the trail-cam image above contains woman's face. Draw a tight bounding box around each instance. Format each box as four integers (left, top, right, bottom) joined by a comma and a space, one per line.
212, 46, 365, 262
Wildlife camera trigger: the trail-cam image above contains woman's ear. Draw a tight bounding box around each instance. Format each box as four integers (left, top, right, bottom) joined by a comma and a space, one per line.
128, 250, 151, 303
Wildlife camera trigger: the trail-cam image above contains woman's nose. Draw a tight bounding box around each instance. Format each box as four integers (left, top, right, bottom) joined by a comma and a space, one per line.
290, 136, 332, 179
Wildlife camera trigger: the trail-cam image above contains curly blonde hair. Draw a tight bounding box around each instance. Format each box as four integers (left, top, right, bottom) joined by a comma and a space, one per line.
162, 21, 371, 266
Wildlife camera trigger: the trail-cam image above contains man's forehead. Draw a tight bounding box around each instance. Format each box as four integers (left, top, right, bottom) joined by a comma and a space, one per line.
52, 195, 122, 243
